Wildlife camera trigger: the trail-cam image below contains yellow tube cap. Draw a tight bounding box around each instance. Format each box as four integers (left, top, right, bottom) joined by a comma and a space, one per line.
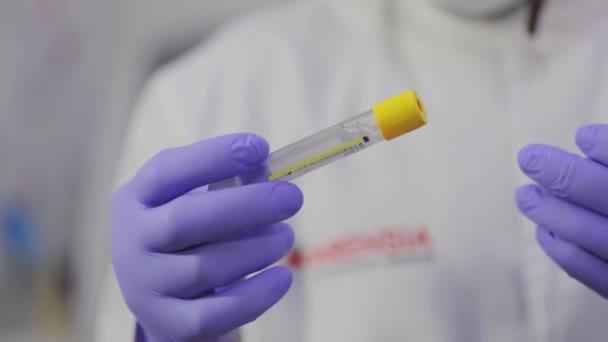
372, 90, 428, 140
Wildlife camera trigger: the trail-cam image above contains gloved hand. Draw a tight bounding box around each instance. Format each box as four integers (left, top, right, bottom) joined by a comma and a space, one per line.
517, 124, 608, 298
111, 133, 304, 341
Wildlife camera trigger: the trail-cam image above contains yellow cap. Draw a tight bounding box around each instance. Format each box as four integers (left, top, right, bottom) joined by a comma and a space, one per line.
372, 90, 428, 140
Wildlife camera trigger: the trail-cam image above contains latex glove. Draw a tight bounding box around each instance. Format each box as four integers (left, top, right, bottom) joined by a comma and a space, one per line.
516, 124, 608, 298
111, 133, 304, 341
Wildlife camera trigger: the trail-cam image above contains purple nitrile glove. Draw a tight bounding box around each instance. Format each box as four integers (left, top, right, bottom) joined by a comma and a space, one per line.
516, 124, 608, 298
111, 133, 304, 342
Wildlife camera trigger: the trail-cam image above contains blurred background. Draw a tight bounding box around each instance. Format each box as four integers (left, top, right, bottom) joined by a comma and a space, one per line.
0, 0, 283, 340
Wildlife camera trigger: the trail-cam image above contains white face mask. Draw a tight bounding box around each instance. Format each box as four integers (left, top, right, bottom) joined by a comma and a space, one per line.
432, 0, 525, 18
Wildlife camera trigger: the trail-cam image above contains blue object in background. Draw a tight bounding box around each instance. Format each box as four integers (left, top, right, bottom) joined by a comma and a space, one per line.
2, 199, 40, 264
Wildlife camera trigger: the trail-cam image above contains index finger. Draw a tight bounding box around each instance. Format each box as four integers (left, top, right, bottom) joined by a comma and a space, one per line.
132, 133, 269, 207
518, 144, 608, 216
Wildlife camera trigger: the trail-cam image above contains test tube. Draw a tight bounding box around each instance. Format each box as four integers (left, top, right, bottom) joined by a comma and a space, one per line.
209, 90, 427, 190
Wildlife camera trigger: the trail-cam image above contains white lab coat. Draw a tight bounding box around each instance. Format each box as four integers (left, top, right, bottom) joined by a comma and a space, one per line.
96, 0, 608, 341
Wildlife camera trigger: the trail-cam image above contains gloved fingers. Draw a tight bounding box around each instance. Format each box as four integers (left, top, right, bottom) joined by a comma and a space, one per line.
536, 227, 608, 299
142, 181, 303, 252
190, 265, 293, 338
149, 223, 294, 298
149, 266, 292, 341
132, 133, 269, 207
576, 124, 608, 166
516, 185, 608, 260
518, 144, 608, 216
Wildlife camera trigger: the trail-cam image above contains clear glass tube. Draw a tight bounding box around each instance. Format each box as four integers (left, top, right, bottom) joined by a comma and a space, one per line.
208, 90, 427, 190
209, 110, 385, 190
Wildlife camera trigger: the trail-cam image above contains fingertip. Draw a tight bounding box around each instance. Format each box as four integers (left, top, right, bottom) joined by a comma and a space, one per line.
230, 133, 270, 168
272, 182, 304, 217
263, 265, 294, 295
517, 144, 547, 174
261, 223, 296, 256
515, 184, 542, 212
227, 266, 293, 328
575, 124, 599, 154
249, 134, 270, 160
279, 224, 296, 253
190, 265, 294, 337
576, 124, 608, 165
517, 144, 582, 197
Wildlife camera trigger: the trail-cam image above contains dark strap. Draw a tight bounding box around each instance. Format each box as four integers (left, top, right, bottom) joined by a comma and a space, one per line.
528, 0, 545, 35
